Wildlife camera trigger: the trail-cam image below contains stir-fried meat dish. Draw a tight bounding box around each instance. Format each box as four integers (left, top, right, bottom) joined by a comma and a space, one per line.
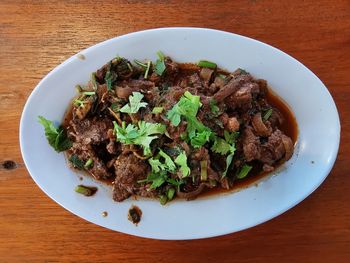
39, 53, 296, 204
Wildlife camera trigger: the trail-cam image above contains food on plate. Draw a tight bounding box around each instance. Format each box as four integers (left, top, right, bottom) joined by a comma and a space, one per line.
39, 52, 296, 204
128, 205, 142, 225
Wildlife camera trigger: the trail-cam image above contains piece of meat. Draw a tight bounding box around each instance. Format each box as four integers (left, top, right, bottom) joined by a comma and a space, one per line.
70, 118, 112, 145
74, 101, 92, 120
188, 73, 202, 90
226, 81, 260, 110
164, 57, 179, 80
213, 74, 252, 102
251, 113, 272, 137
115, 79, 155, 99
281, 135, 294, 161
226, 117, 240, 132
242, 126, 261, 161
268, 108, 284, 128
220, 177, 230, 190
113, 153, 150, 202
263, 164, 275, 172
259, 129, 285, 165
69, 142, 111, 179
161, 86, 187, 110
199, 68, 214, 84
213, 76, 226, 89
176, 183, 207, 200
95, 64, 108, 82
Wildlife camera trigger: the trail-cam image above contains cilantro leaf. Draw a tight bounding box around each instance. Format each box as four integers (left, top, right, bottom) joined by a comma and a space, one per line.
38, 116, 72, 152
222, 151, 235, 177
224, 130, 240, 144
211, 131, 239, 177
166, 91, 212, 147
148, 158, 164, 173
209, 99, 220, 117
105, 62, 118, 91
154, 51, 166, 76
113, 121, 166, 155
174, 151, 190, 177
237, 164, 253, 179
159, 149, 176, 172
190, 129, 212, 148
211, 136, 231, 155
146, 171, 168, 189
120, 92, 148, 114
166, 91, 202, 126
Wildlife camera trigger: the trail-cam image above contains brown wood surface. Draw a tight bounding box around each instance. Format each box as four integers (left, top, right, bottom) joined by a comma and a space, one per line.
1, 0, 349, 262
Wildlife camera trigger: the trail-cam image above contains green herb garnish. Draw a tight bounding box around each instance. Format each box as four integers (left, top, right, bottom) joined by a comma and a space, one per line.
73, 99, 86, 108
236, 164, 253, 179
134, 59, 148, 68
159, 194, 168, 205
174, 151, 190, 178
84, 158, 93, 168
119, 92, 148, 114
152, 107, 164, 114
263, 108, 273, 121
69, 154, 85, 169
144, 61, 151, 79
166, 91, 212, 148
82, 91, 95, 96
209, 99, 221, 117
167, 188, 175, 200
105, 62, 118, 91
200, 160, 208, 181
75, 185, 97, 196
154, 51, 166, 76
211, 131, 239, 177
113, 121, 166, 156
38, 116, 72, 152
198, 60, 217, 69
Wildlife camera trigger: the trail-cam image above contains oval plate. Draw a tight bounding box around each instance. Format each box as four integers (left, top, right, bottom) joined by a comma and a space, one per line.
20, 28, 340, 240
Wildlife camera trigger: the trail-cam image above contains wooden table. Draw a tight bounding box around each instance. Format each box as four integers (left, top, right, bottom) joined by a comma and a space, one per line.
1, 1, 349, 262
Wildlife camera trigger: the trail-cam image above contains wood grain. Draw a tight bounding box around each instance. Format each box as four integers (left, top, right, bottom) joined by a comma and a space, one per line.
1, 0, 349, 262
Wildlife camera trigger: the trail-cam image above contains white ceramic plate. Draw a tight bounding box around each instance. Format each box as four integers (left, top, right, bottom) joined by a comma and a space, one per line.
20, 28, 340, 240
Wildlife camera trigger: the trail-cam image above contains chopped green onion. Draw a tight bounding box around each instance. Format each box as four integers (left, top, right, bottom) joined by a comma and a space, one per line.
167, 188, 175, 201
75, 185, 97, 196
236, 164, 252, 179
200, 160, 208, 181
144, 61, 151, 79
159, 194, 168, 205
84, 158, 93, 168
134, 59, 148, 68
127, 62, 133, 72
157, 51, 165, 61
263, 109, 273, 121
152, 107, 164, 114
198, 60, 217, 69
73, 99, 85, 108
82, 91, 95, 96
